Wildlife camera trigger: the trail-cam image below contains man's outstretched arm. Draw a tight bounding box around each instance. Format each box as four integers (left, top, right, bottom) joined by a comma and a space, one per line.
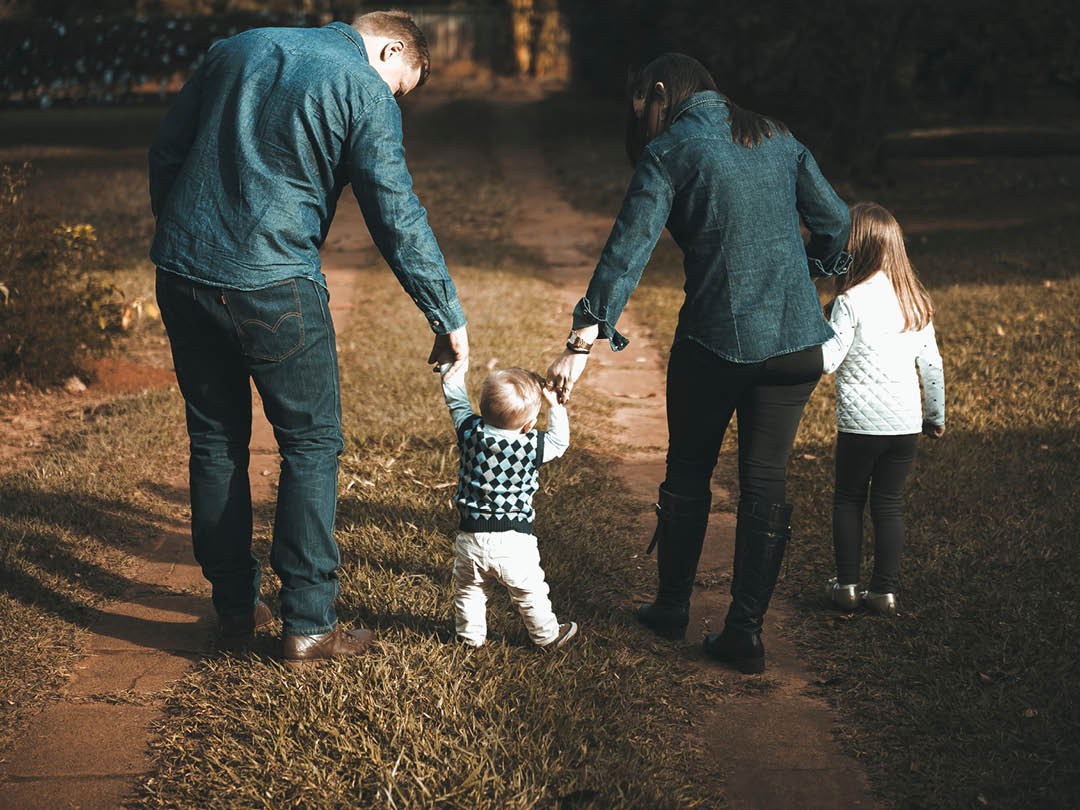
347, 95, 467, 378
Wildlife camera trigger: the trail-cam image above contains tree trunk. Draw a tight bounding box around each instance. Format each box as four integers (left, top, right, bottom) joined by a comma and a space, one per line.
510, 0, 533, 76
532, 0, 561, 79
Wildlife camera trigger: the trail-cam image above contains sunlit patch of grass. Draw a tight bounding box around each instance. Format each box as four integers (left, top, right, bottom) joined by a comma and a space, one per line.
135, 99, 736, 808
137, 259, 718, 809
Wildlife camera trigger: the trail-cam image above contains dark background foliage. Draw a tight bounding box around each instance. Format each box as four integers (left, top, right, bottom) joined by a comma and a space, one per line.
3, 0, 1077, 168
560, 0, 1079, 170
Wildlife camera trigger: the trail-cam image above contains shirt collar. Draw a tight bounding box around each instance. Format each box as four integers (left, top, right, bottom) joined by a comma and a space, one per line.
485, 424, 527, 440
670, 90, 729, 125
327, 21, 368, 62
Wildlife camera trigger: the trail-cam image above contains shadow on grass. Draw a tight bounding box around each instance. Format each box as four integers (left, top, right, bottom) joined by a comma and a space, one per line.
0, 479, 221, 654
776, 423, 1079, 810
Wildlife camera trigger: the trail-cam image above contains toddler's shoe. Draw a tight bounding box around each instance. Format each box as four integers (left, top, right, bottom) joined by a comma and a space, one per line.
824, 577, 861, 611
860, 590, 898, 617
544, 622, 578, 650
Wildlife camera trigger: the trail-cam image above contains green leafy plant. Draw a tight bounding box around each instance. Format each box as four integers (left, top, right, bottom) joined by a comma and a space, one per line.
0, 162, 125, 386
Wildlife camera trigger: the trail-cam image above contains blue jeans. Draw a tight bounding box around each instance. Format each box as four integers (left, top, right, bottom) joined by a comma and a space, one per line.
156, 270, 343, 635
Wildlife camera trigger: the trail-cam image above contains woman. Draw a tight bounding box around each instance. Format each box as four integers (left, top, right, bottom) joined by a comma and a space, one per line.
546, 54, 850, 674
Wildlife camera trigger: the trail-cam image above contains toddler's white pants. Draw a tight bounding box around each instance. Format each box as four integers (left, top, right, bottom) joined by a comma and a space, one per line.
453, 529, 560, 646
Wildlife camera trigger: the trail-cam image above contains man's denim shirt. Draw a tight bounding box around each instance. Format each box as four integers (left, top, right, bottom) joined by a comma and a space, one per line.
149, 22, 465, 334
573, 91, 850, 362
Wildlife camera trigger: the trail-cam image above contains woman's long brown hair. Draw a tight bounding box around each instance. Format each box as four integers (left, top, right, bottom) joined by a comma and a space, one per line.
834, 202, 934, 331
625, 53, 789, 164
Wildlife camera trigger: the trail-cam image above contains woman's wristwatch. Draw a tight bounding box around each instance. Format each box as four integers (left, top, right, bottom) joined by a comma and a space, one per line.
566, 330, 594, 355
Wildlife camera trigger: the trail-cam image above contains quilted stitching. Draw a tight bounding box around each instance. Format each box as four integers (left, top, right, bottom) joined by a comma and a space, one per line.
832, 273, 943, 434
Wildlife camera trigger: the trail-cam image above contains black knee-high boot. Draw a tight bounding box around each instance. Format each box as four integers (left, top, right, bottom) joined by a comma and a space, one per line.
636, 486, 711, 639
703, 499, 792, 673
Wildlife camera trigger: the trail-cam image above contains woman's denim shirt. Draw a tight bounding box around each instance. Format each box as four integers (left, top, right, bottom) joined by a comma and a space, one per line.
573, 91, 850, 362
148, 22, 464, 334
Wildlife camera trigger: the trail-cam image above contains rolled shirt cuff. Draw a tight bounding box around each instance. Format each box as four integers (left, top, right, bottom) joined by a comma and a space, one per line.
571, 296, 629, 352
809, 250, 853, 278
423, 298, 467, 334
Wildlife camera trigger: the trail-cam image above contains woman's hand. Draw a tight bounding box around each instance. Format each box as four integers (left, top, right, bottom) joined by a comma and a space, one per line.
546, 349, 590, 403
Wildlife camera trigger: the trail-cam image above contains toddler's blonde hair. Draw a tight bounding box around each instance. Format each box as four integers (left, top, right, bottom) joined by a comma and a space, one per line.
834, 202, 934, 331
480, 368, 543, 430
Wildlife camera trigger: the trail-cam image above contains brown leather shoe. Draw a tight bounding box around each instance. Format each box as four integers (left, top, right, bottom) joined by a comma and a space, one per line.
282, 627, 376, 667
219, 600, 273, 643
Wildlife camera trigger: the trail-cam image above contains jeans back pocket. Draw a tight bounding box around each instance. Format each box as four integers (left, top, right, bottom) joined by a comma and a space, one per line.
224, 279, 305, 362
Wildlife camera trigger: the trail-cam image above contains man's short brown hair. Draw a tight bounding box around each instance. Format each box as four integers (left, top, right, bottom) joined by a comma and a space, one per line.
354, 10, 431, 88
480, 368, 543, 431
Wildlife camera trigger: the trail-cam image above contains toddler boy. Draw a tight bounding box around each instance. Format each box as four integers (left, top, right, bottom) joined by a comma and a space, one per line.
439, 363, 577, 648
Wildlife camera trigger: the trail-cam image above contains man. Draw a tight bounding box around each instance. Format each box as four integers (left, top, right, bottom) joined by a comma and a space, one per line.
148, 11, 468, 665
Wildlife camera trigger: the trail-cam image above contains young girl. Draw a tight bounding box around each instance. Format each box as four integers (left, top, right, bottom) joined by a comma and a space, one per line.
821, 202, 945, 616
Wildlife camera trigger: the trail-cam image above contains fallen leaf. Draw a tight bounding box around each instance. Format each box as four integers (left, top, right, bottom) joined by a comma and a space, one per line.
63, 376, 87, 394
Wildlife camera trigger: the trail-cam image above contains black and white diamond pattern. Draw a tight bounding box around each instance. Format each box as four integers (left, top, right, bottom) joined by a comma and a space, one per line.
456, 416, 541, 527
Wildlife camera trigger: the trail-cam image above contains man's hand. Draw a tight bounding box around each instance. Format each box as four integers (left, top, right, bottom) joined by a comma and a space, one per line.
545, 349, 589, 404
922, 421, 945, 439
429, 325, 469, 381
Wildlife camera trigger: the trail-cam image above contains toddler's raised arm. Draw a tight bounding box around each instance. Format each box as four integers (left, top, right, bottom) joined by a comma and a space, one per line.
541, 398, 570, 463
439, 363, 474, 432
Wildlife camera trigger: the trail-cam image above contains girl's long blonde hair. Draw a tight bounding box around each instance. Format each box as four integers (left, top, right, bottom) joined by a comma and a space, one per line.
834, 202, 934, 331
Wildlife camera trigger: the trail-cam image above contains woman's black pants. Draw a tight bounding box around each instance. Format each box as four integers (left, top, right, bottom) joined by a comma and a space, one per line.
832, 431, 917, 594
663, 340, 822, 504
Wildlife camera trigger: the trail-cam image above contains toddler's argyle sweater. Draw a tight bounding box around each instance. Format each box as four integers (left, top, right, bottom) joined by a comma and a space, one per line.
455, 414, 546, 532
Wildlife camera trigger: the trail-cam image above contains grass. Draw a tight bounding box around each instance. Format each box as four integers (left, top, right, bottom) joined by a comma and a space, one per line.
140, 261, 724, 809
0, 100, 745, 808
537, 92, 1080, 809
0, 105, 190, 746
0, 389, 190, 744
132, 96, 740, 802
3, 87, 1076, 809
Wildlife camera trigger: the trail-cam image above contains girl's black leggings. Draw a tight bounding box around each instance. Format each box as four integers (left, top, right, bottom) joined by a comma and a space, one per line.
663, 340, 821, 505
832, 431, 918, 594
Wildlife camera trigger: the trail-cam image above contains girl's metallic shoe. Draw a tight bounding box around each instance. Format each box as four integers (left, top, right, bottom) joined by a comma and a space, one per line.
860, 590, 898, 617
824, 577, 861, 610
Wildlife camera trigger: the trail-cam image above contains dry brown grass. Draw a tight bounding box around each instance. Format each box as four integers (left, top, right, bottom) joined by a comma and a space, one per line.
0, 101, 740, 808
536, 92, 1080, 810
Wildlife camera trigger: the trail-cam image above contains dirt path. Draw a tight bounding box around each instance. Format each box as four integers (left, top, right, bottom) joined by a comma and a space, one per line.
0, 207, 365, 809
491, 100, 879, 810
